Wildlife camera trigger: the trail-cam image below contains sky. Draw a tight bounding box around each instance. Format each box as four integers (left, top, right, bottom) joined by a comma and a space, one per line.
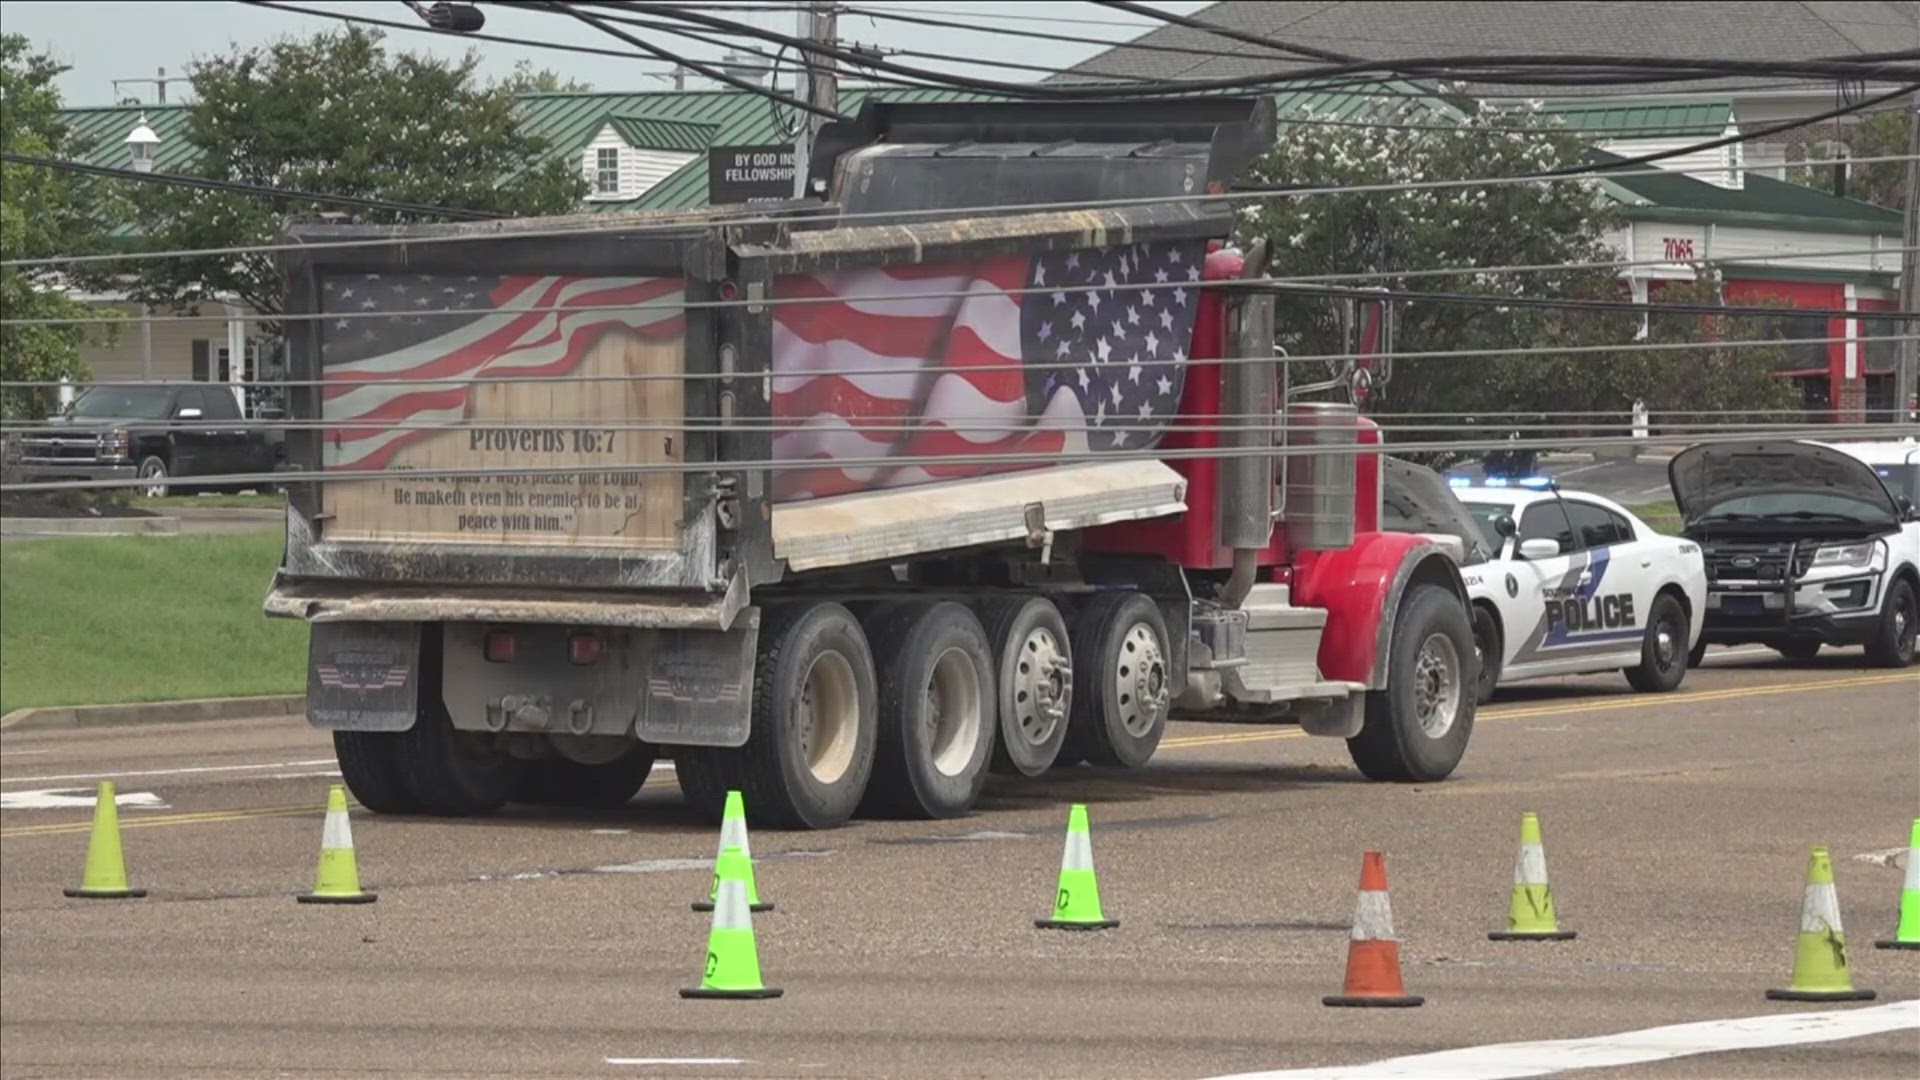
0, 0, 1210, 107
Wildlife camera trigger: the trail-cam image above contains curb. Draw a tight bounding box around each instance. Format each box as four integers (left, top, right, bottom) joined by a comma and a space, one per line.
0, 694, 303, 733
0, 515, 181, 537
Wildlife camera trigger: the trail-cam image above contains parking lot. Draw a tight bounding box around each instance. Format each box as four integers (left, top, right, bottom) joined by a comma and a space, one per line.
3, 651, 1915, 1079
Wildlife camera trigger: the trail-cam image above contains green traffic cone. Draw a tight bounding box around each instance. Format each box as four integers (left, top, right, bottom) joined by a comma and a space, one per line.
297, 785, 376, 905
1035, 804, 1118, 931
1767, 847, 1874, 1002
680, 846, 782, 999
1489, 812, 1576, 941
64, 781, 146, 899
694, 790, 771, 913
1875, 819, 1919, 951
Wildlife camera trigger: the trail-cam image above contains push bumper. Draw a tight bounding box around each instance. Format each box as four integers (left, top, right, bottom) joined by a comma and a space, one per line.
1699, 571, 1884, 647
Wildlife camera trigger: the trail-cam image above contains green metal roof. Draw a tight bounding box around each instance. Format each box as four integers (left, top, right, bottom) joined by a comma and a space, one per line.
1542, 100, 1733, 139
1591, 150, 1901, 234
602, 115, 719, 154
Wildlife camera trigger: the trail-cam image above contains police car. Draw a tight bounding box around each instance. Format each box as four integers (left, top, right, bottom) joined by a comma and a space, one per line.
1671, 438, 1919, 666
1379, 461, 1707, 702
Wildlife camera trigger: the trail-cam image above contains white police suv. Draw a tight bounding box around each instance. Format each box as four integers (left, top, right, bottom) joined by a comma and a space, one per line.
1378, 459, 1706, 703
1671, 439, 1919, 667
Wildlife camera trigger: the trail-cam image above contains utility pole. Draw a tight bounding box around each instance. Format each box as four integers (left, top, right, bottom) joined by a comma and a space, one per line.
1897, 93, 1919, 425
792, 0, 837, 199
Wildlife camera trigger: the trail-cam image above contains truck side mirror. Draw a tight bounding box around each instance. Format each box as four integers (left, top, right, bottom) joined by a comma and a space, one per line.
1518, 537, 1561, 560
1897, 495, 1916, 520
1494, 514, 1517, 538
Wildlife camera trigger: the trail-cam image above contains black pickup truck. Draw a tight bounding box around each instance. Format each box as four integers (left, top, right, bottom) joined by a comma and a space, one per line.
16, 384, 283, 497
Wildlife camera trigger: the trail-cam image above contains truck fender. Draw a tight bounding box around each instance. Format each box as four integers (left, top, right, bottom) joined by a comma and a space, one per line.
1292, 534, 1470, 689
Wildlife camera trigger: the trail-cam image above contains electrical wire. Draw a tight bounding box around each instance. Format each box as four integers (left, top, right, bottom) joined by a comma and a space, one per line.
591, 2, 1920, 98
5, 333, 1906, 393
1091, 0, 1360, 64
0, 152, 504, 221
9, 152, 1909, 271
6, 424, 1909, 496
533, 1, 851, 120
239, 0, 688, 73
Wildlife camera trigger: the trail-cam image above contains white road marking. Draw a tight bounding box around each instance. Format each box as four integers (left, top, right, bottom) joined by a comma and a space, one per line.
268, 770, 343, 780
593, 857, 712, 874
1, 750, 52, 756
590, 828, 632, 835
1556, 463, 1605, 478
1, 759, 336, 785
1203, 1000, 1920, 1080
0, 787, 169, 811
607, 1059, 744, 1067
1631, 484, 1672, 499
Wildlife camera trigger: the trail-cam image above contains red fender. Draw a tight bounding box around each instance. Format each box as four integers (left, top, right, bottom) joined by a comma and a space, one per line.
1292, 533, 1466, 688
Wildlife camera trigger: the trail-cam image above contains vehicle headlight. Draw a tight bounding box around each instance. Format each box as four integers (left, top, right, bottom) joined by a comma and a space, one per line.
1810, 541, 1876, 568
96, 429, 130, 461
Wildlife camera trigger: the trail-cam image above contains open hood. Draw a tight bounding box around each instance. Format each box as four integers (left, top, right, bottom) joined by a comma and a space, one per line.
1669, 441, 1901, 529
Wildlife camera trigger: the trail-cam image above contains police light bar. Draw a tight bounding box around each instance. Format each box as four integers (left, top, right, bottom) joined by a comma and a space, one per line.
1448, 476, 1470, 489
1517, 476, 1556, 490
1483, 477, 1509, 487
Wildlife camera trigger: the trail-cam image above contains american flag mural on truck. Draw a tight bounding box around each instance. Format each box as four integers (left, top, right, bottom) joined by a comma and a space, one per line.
770, 239, 1206, 501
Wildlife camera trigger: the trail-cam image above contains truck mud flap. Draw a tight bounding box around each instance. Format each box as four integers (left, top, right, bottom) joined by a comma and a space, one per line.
307, 623, 421, 731
638, 620, 758, 748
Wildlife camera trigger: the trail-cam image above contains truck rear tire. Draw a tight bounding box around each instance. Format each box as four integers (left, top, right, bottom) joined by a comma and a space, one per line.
678, 602, 879, 830
396, 698, 523, 814
333, 730, 419, 813
980, 596, 1073, 777
1348, 584, 1476, 783
861, 601, 997, 818
1470, 605, 1502, 705
514, 743, 657, 809
1062, 593, 1171, 770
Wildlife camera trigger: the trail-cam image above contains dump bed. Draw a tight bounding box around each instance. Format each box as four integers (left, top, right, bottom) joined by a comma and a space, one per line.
268, 98, 1275, 622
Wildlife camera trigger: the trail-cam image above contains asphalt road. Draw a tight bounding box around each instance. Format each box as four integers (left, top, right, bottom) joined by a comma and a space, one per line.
2, 651, 1917, 1079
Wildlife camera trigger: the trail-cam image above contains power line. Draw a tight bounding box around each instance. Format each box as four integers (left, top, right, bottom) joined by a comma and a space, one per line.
0, 151, 503, 221
10, 152, 1909, 271
1092, 0, 1359, 64
238, 0, 686, 73
528, 1, 851, 120
602, 2, 1920, 99
5, 333, 1904, 393
6, 425, 1908, 497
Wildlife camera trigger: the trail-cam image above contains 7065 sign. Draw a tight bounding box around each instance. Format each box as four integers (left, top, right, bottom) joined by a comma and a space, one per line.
1662, 236, 1696, 261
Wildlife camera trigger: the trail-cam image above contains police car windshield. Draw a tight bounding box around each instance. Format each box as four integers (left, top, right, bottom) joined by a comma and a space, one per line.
1462, 502, 1510, 549
1873, 465, 1918, 505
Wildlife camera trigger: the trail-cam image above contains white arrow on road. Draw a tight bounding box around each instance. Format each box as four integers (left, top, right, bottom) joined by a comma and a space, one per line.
0, 787, 169, 811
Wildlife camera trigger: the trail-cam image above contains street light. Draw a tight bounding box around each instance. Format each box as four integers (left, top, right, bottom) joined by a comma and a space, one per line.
403, 2, 485, 33
125, 113, 159, 173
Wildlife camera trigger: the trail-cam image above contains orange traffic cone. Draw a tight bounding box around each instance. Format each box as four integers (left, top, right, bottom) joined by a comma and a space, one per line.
1323, 851, 1424, 1008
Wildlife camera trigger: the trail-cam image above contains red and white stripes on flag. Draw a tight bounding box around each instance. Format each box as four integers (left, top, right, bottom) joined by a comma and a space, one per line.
769, 258, 1088, 501
320, 275, 684, 472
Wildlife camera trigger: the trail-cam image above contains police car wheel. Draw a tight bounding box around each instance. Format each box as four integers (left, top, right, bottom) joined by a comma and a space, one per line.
1624, 593, 1688, 693
1470, 606, 1501, 706
1865, 577, 1917, 668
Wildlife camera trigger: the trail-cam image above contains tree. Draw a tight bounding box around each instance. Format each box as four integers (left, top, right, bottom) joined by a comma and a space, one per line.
501, 60, 593, 94
1234, 103, 1795, 452
0, 34, 120, 419
1795, 104, 1909, 212
124, 26, 588, 323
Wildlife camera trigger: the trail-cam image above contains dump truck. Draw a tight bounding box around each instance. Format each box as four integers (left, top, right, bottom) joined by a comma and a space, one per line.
265, 97, 1477, 828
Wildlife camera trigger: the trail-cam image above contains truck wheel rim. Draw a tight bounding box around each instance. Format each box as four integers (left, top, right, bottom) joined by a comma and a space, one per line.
1114, 622, 1168, 738
925, 646, 984, 777
140, 462, 167, 498
1012, 626, 1069, 748
797, 651, 857, 785
1413, 633, 1461, 738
